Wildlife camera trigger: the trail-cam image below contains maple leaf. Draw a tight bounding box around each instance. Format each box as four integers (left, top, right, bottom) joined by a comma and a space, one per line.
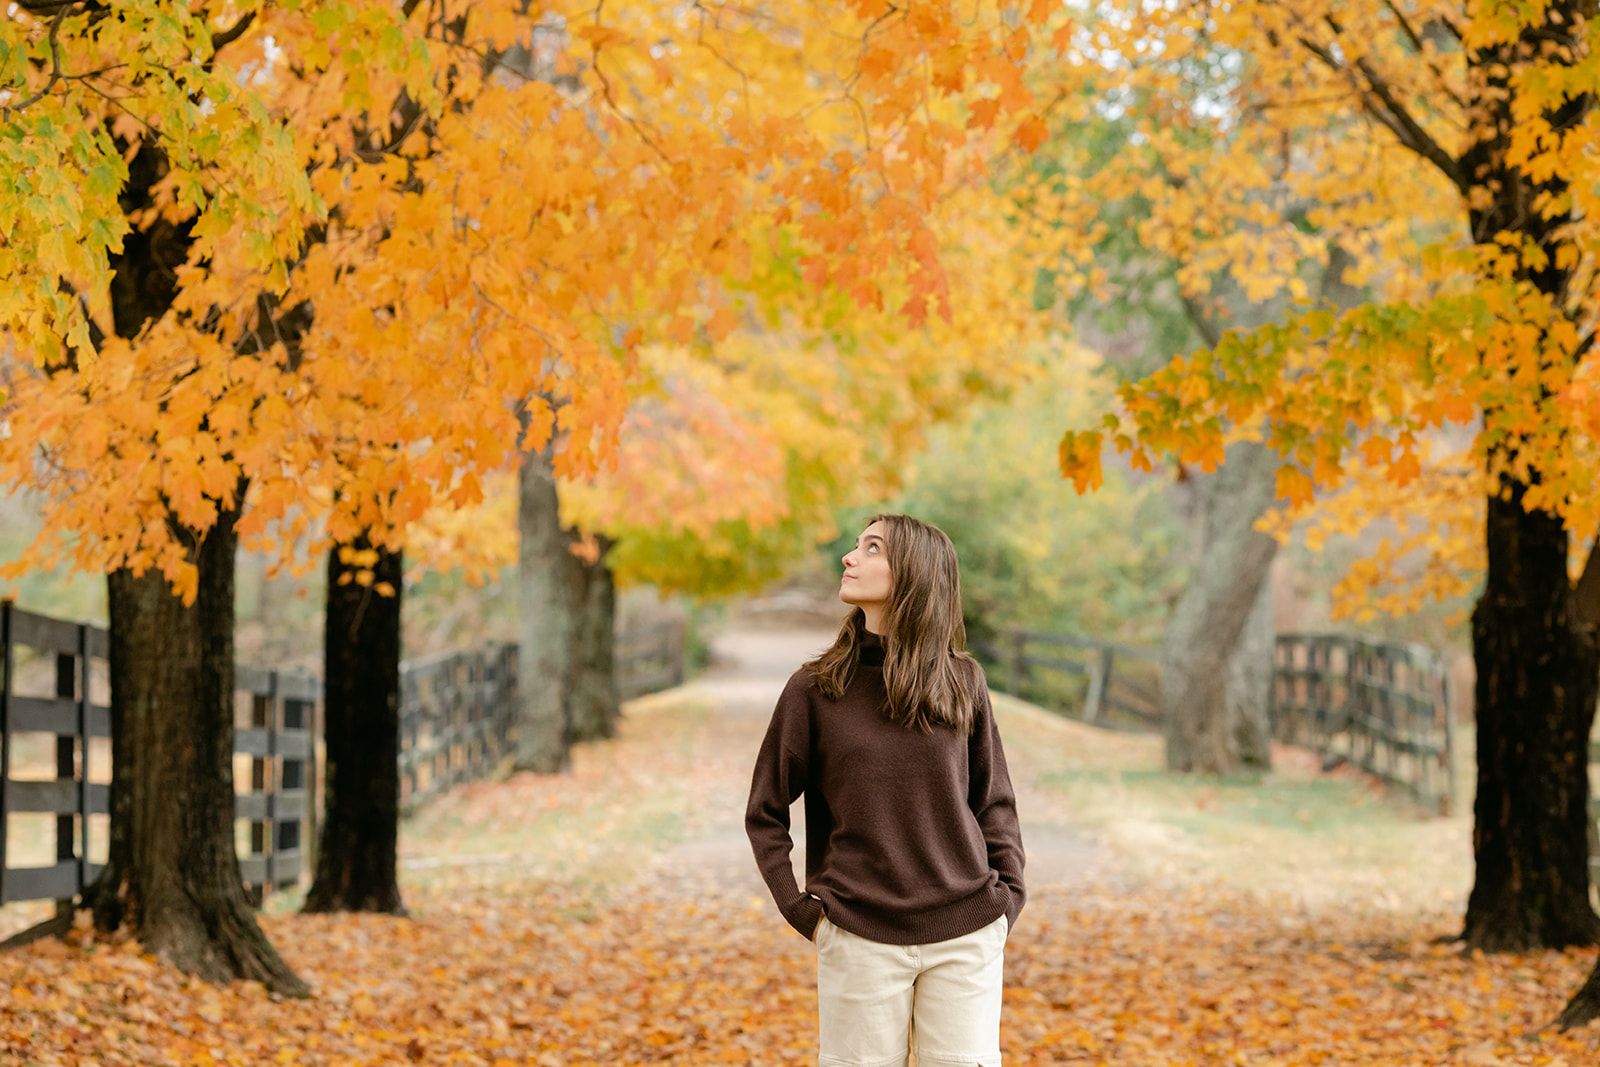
1275, 465, 1315, 508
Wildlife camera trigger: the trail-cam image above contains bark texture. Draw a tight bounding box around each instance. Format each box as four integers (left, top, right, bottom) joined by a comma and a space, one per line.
1457, 2, 1600, 956
1162, 440, 1278, 775
1462, 488, 1600, 952
94, 512, 308, 995
1557, 949, 1600, 1030
516, 440, 575, 773
567, 536, 619, 743
1225, 577, 1275, 765
304, 539, 406, 915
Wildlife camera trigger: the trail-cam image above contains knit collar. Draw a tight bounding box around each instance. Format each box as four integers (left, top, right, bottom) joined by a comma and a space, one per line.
855, 613, 886, 667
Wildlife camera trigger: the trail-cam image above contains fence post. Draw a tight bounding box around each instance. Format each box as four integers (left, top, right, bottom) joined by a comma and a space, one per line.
307, 678, 322, 888
266, 671, 279, 892
53, 650, 75, 921
74, 625, 89, 898
0, 602, 11, 904
1008, 631, 1025, 698
1083, 645, 1113, 725
672, 620, 686, 688
1440, 665, 1455, 817
1339, 640, 1356, 764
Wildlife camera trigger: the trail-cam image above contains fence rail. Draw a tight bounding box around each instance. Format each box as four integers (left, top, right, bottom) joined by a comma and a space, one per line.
234, 666, 319, 899
617, 620, 687, 699
1271, 633, 1455, 815
400, 643, 517, 810
1, 608, 689, 910
974, 629, 1162, 729
975, 626, 1457, 815
0, 607, 107, 906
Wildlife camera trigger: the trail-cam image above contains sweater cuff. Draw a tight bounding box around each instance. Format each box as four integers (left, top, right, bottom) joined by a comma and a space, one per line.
786, 893, 824, 941
1002, 884, 1022, 935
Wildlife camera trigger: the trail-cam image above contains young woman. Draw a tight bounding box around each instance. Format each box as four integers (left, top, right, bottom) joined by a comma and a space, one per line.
745, 513, 1026, 1067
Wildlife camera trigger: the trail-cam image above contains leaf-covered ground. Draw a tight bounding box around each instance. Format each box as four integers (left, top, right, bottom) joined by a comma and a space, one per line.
3, 627, 1598, 1066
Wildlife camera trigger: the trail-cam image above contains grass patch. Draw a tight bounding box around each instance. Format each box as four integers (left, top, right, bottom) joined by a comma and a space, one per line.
1046, 768, 1402, 834
1050, 758, 1470, 913
990, 691, 1471, 915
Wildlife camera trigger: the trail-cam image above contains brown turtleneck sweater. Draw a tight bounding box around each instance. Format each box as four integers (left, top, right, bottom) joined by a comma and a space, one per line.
745, 629, 1025, 945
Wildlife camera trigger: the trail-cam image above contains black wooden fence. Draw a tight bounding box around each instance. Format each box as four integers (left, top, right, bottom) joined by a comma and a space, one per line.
0, 608, 689, 910
975, 625, 1457, 814
0, 607, 108, 907
399, 644, 517, 810
616, 620, 687, 698
397, 621, 688, 810
974, 630, 1162, 729
234, 666, 318, 899
1270, 633, 1455, 814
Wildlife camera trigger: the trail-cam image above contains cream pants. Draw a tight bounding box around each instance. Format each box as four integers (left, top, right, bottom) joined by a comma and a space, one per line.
815, 912, 1007, 1067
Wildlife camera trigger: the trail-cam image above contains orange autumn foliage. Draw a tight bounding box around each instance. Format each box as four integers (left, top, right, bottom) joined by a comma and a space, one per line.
1023, 0, 1600, 616
1, 0, 1057, 596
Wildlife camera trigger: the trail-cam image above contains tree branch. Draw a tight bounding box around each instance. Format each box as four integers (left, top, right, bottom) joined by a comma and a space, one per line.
1428, 12, 1464, 43
1351, 53, 1465, 184
1381, 0, 1427, 54
0, 5, 71, 119
1378, 0, 1466, 112
210, 11, 255, 52
1288, 11, 1466, 192
10, 0, 90, 14
1180, 293, 1222, 349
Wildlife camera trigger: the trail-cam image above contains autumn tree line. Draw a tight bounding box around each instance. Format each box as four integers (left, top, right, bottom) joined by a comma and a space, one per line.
0, 0, 1053, 999
9, 0, 1600, 1031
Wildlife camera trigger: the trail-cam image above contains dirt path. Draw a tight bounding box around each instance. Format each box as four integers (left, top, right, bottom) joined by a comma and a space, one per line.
634, 625, 1110, 904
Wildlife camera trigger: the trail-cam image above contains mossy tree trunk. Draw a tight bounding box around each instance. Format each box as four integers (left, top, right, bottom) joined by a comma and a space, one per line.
515, 435, 574, 773
567, 535, 619, 743
1162, 440, 1278, 775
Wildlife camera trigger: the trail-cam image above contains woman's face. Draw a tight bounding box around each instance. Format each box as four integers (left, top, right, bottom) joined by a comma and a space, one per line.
839, 520, 892, 610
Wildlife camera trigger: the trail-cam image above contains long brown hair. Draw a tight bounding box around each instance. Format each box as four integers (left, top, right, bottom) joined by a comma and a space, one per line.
805, 513, 980, 734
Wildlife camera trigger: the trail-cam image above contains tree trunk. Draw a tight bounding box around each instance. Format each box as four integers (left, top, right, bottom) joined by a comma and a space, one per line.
1163, 440, 1279, 775
516, 440, 575, 772
68, 69, 311, 990
1458, 1, 1600, 956
1160, 250, 1361, 777
1462, 487, 1600, 951
1226, 576, 1275, 767
304, 538, 406, 915
92, 505, 308, 995
568, 535, 619, 743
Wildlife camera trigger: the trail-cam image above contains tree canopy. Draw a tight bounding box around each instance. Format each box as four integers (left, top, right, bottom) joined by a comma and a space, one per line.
1, 0, 1058, 595
1040, 0, 1598, 606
